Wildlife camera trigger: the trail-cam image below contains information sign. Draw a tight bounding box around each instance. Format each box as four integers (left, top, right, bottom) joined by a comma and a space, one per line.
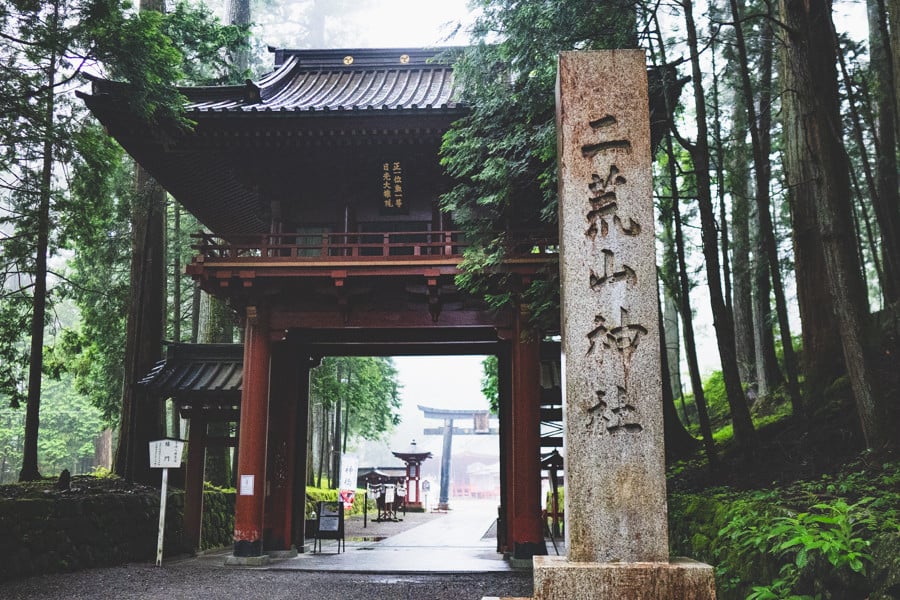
149, 439, 184, 469
314, 501, 345, 553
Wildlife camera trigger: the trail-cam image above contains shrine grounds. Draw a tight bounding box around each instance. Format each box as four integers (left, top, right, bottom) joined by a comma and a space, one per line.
0, 497, 536, 600
0, 563, 534, 600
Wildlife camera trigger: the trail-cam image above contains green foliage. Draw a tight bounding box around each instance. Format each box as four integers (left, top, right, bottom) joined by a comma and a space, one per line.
481, 355, 499, 414
305, 485, 373, 519
688, 460, 900, 598
90, 465, 116, 479
440, 0, 638, 330
0, 374, 104, 483
311, 357, 402, 442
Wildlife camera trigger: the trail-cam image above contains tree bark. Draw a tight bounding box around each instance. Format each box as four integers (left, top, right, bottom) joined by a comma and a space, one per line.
890, 0, 900, 145
659, 283, 698, 459
727, 46, 756, 388
672, 158, 716, 465
112, 0, 168, 487
201, 292, 234, 487
728, 0, 804, 414
866, 0, 900, 302
19, 4, 58, 480
226, 0, 251, 74
684, 0, 757, 454
779, 0, 887, 448
115, 168, 166, 484
650, 14, 716, 464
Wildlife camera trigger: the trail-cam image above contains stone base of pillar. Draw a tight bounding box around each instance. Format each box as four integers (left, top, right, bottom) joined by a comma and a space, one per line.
224, 554, 270, 566
533, 556, 716, 600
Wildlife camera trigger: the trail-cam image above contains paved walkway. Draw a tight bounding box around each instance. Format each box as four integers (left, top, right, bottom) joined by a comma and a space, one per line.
0, 498, 542, 599
259, 498, 513, 573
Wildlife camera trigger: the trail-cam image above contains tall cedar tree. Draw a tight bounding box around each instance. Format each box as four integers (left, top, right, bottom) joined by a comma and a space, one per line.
681, 0, 757, 454
779, 0, 889, 449
441, 0, 637, 332
866, 0, 900, 301
727, 0, 804, 415
1, 0, 155, 480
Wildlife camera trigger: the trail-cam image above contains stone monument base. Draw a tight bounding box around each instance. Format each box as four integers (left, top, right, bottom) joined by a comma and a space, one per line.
533, 556, 716, 599
223, 554, 270, 566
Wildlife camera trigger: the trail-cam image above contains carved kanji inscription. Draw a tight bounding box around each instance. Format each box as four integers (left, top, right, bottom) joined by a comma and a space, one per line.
586, 308, 648, 357
589, 249, 637, 290
585, 385, 643, 435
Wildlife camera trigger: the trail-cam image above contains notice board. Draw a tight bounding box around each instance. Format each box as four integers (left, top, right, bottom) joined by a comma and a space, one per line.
314, 501, 345, 553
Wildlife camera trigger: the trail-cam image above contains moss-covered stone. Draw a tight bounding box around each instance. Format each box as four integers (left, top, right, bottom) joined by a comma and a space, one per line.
0, 486, 239, 582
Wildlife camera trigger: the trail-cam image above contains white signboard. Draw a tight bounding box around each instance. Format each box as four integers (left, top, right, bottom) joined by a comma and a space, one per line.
339, 454, 358, 490
240, 474, 255, 496
339, 454, 359, 508
149, 439, 184, 469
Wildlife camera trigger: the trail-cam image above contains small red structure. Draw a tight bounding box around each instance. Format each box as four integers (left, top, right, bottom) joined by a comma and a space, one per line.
391, 440, 432, 510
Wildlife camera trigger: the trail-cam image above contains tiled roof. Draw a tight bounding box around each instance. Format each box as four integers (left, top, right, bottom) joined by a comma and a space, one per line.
182, 47, 462, 115
140, 343, 243, 399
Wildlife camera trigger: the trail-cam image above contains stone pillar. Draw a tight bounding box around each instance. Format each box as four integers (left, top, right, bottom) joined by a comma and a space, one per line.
263, 341, 298, 555
497, 345, 512, 554
533, 50, 715, 598
509, 306, 546, 559
184, 415, 206, 552
438, 418, 453, 510
227, 307, 271, 564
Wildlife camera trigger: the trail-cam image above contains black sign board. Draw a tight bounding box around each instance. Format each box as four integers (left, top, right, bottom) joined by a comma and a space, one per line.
380, 161, 409, 214
314, 501, 345, 553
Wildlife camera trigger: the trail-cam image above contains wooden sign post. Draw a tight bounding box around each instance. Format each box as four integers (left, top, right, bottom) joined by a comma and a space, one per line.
149, 438, 185, 567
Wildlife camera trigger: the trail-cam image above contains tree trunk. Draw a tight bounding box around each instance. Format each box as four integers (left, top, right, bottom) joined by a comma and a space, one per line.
889, 0, 900, 145
728, 62, 757, 388
19, 12, 58, 480
779, 0, 888, 448
650, 15, 716, 464
670, 138, 717, 465
169, 201, 181, 439
866, 0, 900, 302
332, 362, 342, 490
663, 287, 687, 423
728, 0, 804, 414
201, 292, 234, 487
659, 283, 698, 459
226, 0, 251, 73
684, 0, 756, 454
113, 0, 168, 487
115, 168, 166, 484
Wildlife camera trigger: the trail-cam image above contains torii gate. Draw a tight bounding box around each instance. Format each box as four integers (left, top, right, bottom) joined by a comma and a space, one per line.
419, 405, 498, 510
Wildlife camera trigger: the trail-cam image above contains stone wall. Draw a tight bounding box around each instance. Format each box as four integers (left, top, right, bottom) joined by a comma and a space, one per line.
0, 488, 235, 582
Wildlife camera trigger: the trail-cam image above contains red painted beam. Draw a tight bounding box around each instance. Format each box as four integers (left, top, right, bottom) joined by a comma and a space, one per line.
232, 312, 271, 557
264, 343, 298, 551
509, 307, 547, 559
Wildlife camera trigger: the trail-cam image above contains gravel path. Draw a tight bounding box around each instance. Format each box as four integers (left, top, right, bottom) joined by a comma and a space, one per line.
0, 562, 533, 600
0, 503, 534, 599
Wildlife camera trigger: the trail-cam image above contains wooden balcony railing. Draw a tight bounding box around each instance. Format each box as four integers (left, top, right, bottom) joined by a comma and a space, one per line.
191, 230, 558, 263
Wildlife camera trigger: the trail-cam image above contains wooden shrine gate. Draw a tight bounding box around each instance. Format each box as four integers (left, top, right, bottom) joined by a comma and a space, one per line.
81, 46, 557, 563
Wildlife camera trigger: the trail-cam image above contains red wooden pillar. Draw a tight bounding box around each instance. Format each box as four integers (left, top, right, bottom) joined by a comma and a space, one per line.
509, 305, 546, 559
264, 341, 298, 552
184, 415, 206, 552
232, 309, 271, 558
497, 345, 513, 555
291, 356, 315, 552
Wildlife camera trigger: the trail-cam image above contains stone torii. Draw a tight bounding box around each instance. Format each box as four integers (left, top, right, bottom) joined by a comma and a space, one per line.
418, 405, 497, 510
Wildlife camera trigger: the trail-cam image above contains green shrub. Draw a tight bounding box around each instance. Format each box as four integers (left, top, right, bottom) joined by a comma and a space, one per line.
305, 486, 373, 519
